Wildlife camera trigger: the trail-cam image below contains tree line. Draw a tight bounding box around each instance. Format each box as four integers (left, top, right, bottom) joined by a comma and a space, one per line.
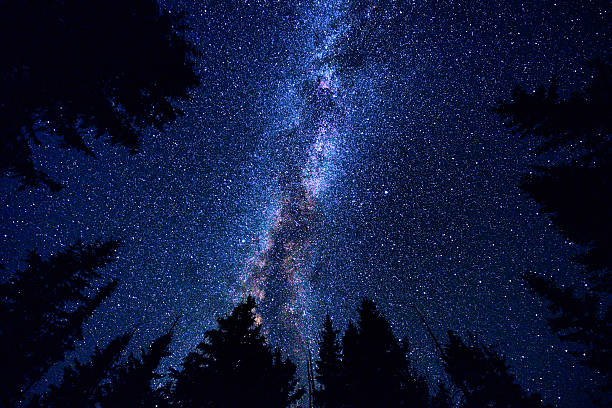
0, 244, 551, 408
0, 234, 607, 407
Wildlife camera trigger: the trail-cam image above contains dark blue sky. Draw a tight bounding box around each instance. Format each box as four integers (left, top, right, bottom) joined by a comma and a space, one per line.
1, 1, 610, 406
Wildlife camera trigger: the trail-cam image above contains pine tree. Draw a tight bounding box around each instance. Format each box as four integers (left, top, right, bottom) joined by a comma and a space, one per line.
340, 320, 360, 408
495, 61, 612, 274
442, 331, 551, 408
496, 61, 612, 398
99, 323, 176, 408
170, 296, 304, 408
32, 333, 132, 408
313, 314, 343, 408
0, 240, 120, 406
0, 0, 199, 191
341, 299, 429, 408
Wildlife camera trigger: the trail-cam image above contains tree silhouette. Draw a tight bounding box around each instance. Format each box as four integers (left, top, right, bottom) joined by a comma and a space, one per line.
496, 61, 612, 397
99, 324, 176, 408
442, 331, 550, 408
31, 324, 175, 408
0, 0, 200, 191
496, 61, 611, 273
170, 296, 304, 408
313, 314, 343, 408
0, 240, 120, 406
340, 299, 429, 408
340, 320, 360, 407
429, 382, 453, 408
31, 332, 133, 408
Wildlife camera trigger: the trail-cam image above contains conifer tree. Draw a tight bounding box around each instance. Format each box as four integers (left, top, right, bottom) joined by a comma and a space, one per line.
340, 320, 360, 407
99, 324, 176, 408
32, 332, 133, 408
496, 61, 612, 397
341, 299, 429, 408
313, 314, 343, 408
0, 240, 120, 406
170, 296, 304, 408
442, 331, 551, 408
0, 0, 199, 191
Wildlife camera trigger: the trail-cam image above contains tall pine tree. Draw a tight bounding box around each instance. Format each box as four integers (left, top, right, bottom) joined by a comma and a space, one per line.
99, 323, 176, 408
340, 320, 360, 407
496, 60, 612, 398
313, 314, 343, 408
31, 332, 133, 408
442, 331, 551, 408
0, 240, 120, 406
341, 299, 429, 408
0, 0, 199, 191
170, 296, 304, 408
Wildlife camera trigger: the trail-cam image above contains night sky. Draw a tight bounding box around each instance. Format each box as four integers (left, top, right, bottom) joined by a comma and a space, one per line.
1, 0, 610, 406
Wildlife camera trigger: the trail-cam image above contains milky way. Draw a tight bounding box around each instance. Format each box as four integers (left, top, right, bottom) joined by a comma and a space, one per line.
232, 1, 399, 357
1, 0, 610, 406
234, 3, 351, 358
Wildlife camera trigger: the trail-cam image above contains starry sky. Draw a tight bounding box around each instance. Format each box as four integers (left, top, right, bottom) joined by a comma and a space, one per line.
1, 0, 610, 406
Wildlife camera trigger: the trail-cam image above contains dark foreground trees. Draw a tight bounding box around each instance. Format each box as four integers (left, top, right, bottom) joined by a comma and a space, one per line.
31, 333, 133, 408
496, 61, 612, 400
313, 300, 551, 408
1, 254, 303, 408
313, 314, 343, 408
0, 0, 199, 191
341, 299, 429, 408
0, 240, 120, 406
3, 280, 559, 408
32, 324, 175, 408
98, 323, 175, 408
314, 300, 427, 408
0, 239, 173, 408
169, 296, 304, 408
442, 331, 550, 408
